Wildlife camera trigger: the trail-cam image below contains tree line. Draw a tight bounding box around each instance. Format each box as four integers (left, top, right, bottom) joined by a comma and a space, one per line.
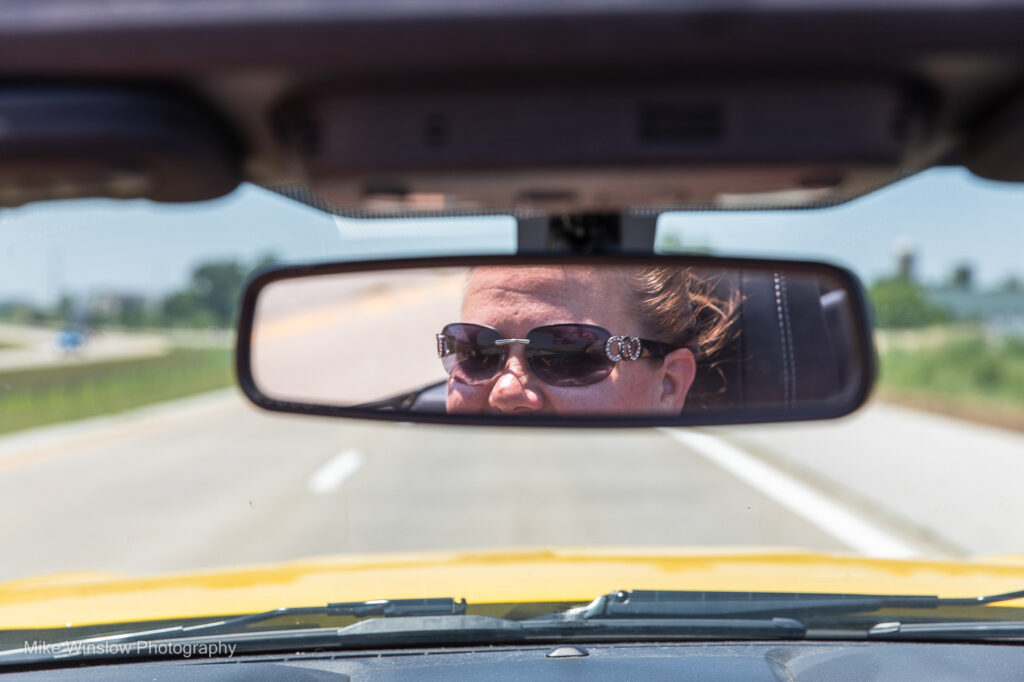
0, 254, 276, 330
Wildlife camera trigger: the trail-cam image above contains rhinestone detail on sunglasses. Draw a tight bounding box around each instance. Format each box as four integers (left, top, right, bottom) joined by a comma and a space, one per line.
605, 335, 643, 361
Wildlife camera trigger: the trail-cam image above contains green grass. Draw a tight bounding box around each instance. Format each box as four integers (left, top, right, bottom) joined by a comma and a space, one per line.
877, 329, 1024, 420
0, 348, 234, 435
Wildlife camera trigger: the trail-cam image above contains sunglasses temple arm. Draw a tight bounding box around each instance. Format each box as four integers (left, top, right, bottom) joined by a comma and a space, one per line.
639, 339, 679, 359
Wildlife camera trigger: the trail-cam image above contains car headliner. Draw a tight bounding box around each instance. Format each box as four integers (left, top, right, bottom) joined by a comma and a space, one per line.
1, 0, 1024, 211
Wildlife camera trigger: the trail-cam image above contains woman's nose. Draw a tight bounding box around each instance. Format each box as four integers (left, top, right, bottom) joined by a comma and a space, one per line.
488, 350, 544, 413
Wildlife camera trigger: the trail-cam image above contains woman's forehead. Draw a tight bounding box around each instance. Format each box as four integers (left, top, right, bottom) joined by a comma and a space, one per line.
463, 266, 628, 322
469, 265, 607, 289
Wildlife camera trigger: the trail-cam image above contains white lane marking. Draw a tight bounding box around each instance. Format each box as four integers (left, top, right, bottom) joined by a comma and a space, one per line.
308, 449, 366, 495
658, 428, 918, 559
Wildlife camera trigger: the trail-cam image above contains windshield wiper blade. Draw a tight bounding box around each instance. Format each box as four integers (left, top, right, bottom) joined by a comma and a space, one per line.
869, 620, 1024, 641
0, 597, 468, 662
0, 613, 808, 666
10, 588, 1024, 666
333, 613, 806, 643
546, 589, 1024, 621
141, 597, 467, 639
210, 596, 467, 630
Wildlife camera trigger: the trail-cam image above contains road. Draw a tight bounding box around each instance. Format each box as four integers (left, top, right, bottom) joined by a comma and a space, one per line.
250, 268, 464, 405
2, 390, 1023, 583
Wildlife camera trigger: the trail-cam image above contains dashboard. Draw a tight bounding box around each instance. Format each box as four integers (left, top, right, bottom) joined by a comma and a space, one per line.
5, 641, 1022, 680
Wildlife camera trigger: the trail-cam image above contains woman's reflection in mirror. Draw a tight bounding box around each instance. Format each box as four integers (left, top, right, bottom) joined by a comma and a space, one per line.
439, 266, 737, 415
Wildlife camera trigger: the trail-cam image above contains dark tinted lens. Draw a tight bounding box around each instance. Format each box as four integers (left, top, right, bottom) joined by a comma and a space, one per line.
441, 323, 505, 385
526, 324, 614, 387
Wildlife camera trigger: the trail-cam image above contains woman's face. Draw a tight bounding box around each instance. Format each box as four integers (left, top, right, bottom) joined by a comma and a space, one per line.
446, 266, 696, 415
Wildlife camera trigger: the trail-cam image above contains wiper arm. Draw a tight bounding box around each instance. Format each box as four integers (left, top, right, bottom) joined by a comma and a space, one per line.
545, 588, 1024, 621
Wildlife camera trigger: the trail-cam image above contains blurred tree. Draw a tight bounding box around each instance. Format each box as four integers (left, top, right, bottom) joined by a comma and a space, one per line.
896, 245, 915, 281
190, 261, 249, 327
56, 294, 74, 323
869, 277, 950, 328
950, 263, 974, 290
999, 275, 1022, 293
253, 252, 279, 271
159, 253, 278, 328
118, 297, 146, 328
161, 290, 200, 327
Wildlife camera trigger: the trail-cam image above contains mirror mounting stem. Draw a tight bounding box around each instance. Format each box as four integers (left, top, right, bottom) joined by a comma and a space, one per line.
516, 213, 657, 255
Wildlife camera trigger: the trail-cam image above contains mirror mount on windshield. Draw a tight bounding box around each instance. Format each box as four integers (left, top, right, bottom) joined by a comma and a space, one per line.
516, 213, 658, 255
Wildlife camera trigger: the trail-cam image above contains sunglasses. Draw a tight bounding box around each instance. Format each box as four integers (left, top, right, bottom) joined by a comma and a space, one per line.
436, 322, 678, 387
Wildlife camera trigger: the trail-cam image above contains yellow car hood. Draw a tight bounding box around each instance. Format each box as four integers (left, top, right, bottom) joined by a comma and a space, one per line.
4, 547, 1024, 629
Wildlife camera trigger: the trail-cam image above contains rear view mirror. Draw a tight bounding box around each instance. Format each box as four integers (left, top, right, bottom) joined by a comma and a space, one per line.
236, 256, 875, 427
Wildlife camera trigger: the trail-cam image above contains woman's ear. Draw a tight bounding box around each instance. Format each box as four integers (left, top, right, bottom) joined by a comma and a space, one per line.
659, 348, 697, 413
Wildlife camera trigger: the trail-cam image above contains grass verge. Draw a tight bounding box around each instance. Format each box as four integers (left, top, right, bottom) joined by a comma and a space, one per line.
876, 328, 1024, 432
0, 348, 234, 436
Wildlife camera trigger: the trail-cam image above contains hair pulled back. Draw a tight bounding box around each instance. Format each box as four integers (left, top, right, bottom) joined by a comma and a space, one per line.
625, 266, 739, 363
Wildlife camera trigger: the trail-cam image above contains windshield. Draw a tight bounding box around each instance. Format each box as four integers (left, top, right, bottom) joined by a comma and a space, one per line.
2, 167, 1023, 654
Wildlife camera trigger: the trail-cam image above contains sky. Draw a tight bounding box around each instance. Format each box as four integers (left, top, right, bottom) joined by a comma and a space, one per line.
0, 186, 515, 306
1, 167, 1021, 306
657, 167, 1024, 288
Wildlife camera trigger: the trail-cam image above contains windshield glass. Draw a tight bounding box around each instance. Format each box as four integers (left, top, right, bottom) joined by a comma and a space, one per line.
1, 167, 1023, 650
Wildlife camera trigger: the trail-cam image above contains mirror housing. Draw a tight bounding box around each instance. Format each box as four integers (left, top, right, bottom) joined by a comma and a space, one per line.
236, 255, 875, 427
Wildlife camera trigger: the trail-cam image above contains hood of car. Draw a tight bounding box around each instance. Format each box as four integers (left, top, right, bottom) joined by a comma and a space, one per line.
4, 547, 1024, 630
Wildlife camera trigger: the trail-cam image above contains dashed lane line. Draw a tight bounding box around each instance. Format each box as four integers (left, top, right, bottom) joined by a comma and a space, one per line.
307, 449, 366, 495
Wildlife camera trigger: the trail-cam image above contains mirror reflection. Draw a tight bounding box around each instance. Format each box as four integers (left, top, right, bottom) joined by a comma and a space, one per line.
248, 262, 868, 420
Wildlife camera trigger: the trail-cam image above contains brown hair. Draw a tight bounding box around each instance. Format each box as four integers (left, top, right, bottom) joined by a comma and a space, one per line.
625, 265, 739, 363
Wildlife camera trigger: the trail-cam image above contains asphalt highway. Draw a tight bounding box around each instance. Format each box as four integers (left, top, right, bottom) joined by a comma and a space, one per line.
2, 390, 1022, 583
4, 272, 1024, 583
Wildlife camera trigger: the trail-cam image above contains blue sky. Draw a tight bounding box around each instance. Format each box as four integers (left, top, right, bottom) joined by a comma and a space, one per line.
0, 186, 515, 305
657, 167, 1024, 288
1, 167, 1021, 306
